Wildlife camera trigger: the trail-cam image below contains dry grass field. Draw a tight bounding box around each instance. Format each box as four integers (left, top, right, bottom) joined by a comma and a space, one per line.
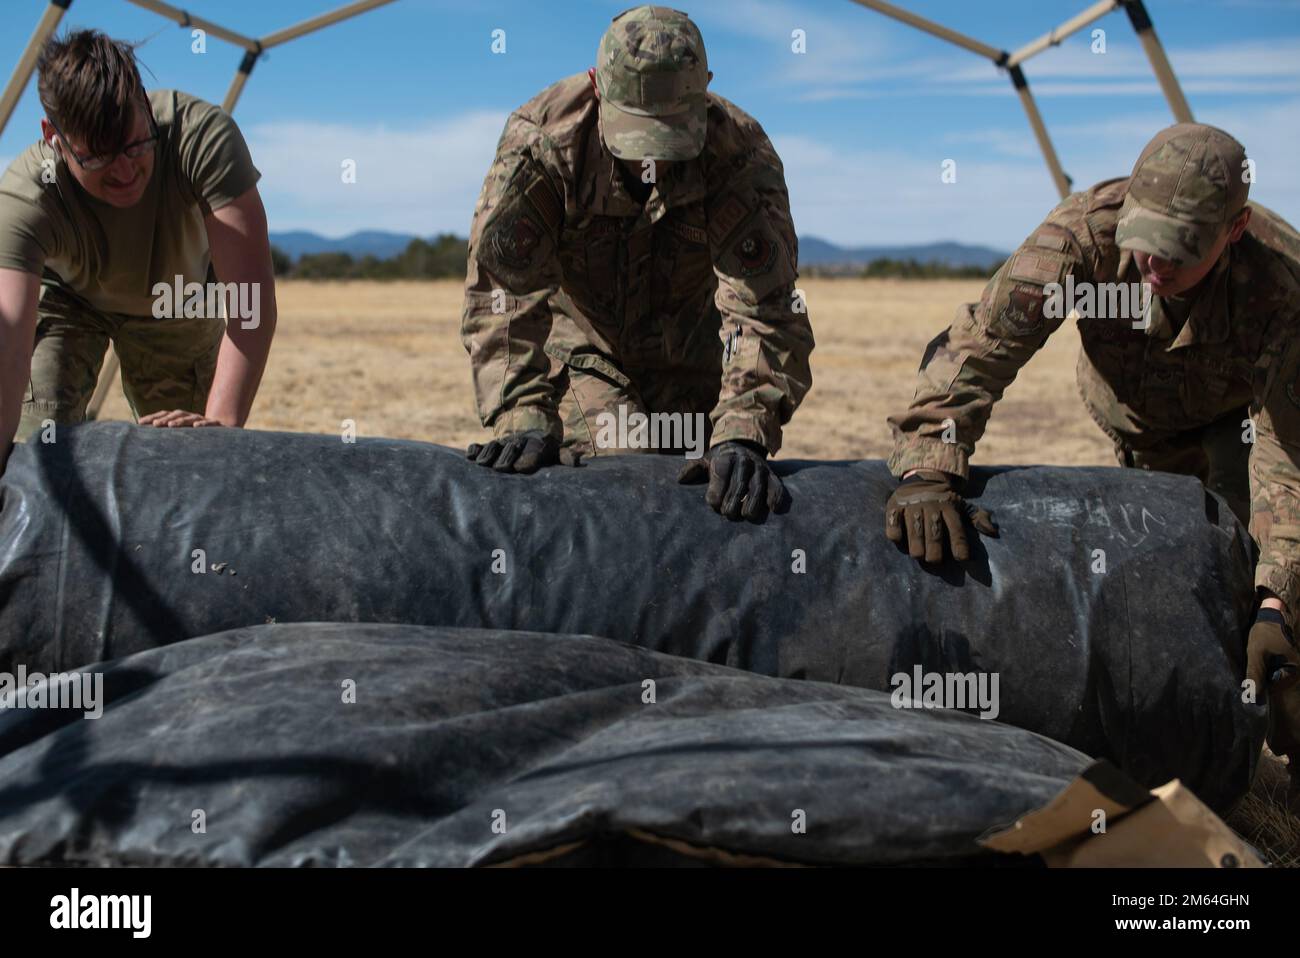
99, 277, 1119, 466
95, 277, 1298, 864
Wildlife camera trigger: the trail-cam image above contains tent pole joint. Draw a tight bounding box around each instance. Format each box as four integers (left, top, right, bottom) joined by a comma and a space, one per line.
1120, 0, 1155, 32
238, 42, 264, 76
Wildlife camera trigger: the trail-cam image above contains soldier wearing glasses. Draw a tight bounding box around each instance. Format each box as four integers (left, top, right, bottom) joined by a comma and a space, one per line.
0, 30, 277, 472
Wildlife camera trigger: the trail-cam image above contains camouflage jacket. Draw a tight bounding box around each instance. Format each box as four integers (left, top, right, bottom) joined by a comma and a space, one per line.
888, 177, 1300, 610
461, 73, 813, 454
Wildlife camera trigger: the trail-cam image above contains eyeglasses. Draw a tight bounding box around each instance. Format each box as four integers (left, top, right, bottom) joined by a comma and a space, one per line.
50, 105, 158, 172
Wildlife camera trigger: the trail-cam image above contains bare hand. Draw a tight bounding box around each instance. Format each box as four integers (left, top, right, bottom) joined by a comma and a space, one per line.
137, 410, 226, 428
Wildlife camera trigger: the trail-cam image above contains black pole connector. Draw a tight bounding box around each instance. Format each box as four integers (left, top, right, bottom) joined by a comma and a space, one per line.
238, 43, 263, 76
52, 0, 73, 10
1008, 64, 1028, 90
1122, 0, 1154, 33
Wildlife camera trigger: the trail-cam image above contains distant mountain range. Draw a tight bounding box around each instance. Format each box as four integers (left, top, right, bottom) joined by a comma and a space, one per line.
269, 230, 421, 261
269, 230, 1008, 271
797, 237, 1007, 271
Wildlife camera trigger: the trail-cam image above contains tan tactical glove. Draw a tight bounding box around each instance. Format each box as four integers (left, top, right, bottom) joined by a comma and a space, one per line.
884, 469, 998, 563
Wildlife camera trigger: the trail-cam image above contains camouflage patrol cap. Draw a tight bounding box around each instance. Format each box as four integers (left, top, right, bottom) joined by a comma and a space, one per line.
596, 6, 709, 162
1115, 123, 1250, 267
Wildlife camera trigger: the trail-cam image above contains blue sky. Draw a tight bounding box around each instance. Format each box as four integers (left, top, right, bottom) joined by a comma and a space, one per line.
1, 0, 1297, 249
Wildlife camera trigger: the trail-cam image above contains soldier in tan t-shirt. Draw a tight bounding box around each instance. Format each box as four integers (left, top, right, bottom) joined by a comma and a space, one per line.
0, 30, 277, 472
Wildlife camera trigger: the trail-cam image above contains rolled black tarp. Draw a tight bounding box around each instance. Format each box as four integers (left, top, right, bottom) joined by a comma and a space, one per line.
0, 623, 1090, 867
0, 423, 1263, 810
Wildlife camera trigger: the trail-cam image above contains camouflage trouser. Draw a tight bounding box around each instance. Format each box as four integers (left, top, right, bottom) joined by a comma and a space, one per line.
548, 351, 716, 458
1111, 405, 1252, 526
17, 284, 224, 442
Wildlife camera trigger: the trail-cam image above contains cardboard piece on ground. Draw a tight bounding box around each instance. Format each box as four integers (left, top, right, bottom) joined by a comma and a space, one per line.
979, 760, 1264, 868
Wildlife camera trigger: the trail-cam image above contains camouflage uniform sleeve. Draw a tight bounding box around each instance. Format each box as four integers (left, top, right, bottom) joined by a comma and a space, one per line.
461, 113, 566, 440
706, 128, 813, 456
1250, 334, 1300, 614
886, 201, 1093, 479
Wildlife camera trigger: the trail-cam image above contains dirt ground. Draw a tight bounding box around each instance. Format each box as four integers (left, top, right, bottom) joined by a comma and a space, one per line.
98, 277, 1118, 467
94, 278, 1297, 864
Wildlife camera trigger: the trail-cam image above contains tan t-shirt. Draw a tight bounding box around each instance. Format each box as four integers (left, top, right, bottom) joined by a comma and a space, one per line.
0, 89, 260, 316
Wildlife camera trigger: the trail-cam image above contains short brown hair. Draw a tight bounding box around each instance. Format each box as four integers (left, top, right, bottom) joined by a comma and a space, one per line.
37, 30, 145, 156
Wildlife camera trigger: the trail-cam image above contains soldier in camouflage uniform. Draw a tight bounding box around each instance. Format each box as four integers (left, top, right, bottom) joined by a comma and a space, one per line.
884, 123, 1300, 761
461, 5, 814, 520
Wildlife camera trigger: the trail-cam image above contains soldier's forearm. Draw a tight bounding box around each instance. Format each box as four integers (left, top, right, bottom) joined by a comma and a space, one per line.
1260, 590, 1289, 621
205, 312, 276, 427
0, 268, 41, 459
1256, 557, 1300, 627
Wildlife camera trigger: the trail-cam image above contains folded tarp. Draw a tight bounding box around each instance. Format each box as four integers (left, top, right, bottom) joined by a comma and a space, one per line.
0, 623, 1090, 866
0, 423, 1263, 811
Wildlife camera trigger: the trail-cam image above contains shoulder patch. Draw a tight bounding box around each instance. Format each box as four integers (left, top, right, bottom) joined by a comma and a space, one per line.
733, 229, 779, 276
489, 212, 544, 272
1007, 250, 1067, 288
709, 194, 750, 249
1031, 229, 1069, 252
522, 171, 564, 234
714, 212, 795, 302
995, 285, 1049, 337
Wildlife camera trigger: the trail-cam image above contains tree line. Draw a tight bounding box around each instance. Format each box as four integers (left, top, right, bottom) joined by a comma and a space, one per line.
804, 258, 997, 280
270, 238, 997, 281
270, 235, 469, 279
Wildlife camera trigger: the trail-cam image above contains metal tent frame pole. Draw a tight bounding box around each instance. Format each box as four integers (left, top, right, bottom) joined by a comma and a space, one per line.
0, 0, 73, 141
848, 0, 1003, 60
1120, 0, 1194, 122
0, 0, 401, 159
220, 0, 398, 112
222, 47, 262, 113
261, 0, 398, 49
849, 0, 1074, 199
1009, 66, 1072, 198
1006, 0, 1120, 68
85, 343, 121, 421
848, 0, 1197, 198
122, 0, 260, 51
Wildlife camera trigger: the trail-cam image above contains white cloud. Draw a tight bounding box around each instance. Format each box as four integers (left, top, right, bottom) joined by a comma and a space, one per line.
1200, 97, 1300, 216
752, 15, 1300, 101
774, 96, 1300, 250
772, 133, 1056, 249
940, 128, 1041, 160
792, 87, 894, 102
941, 38, 1300, 84
689, 0, 902, 88
242, 89, 1299, 253
944, 80, 1300, 96
245, 111, 507, 236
